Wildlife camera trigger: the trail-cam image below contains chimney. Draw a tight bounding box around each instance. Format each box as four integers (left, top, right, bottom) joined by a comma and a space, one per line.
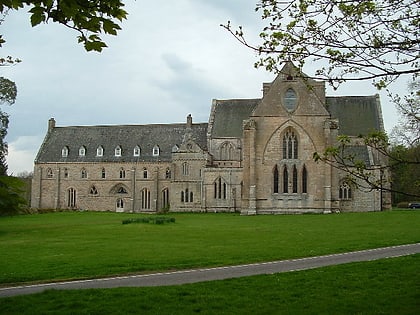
186, 114, 192, 128
48, 118, 56, 133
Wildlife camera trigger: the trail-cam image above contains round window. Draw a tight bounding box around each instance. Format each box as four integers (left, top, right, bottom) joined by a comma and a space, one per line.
284, 88, 297, 111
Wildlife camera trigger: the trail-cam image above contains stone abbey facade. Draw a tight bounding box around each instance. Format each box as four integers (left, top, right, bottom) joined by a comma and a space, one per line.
31, 63, 389, 214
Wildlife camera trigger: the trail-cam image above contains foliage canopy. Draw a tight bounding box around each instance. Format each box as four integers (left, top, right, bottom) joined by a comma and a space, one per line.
0, 0, 128, 52
223, 0, 419, 89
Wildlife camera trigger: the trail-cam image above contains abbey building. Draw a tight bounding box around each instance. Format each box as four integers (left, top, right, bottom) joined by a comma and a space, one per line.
31, 62, 389, 214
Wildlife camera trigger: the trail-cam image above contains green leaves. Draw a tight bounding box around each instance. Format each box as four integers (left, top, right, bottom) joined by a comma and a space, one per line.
2, 0, 128, 52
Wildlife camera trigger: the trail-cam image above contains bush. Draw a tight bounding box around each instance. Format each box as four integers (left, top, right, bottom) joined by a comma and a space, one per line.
122, 217, 175, 225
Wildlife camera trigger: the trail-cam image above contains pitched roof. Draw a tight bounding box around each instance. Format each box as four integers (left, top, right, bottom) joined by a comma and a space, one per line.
209, 99, 260, 138
326, 95, 383, 136
35, 122, 208, 163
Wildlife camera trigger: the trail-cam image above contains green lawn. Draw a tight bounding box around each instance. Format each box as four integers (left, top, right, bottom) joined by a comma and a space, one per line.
1, 254, 419, 314
0, 210, 419, 286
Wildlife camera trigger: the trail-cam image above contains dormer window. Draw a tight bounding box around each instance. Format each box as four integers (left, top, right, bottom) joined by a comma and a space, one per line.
172, 145, 179, 153
115, 145, 122, 157
284, 88, 297, 112
62, 146, 69, 157
152, 145, 160, 157
79, 146, 86, 156
133, 145, 141, 157
97, 146, 104, 157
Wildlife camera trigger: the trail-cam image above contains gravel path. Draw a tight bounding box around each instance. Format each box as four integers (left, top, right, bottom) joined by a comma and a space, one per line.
1, 243, 419, 298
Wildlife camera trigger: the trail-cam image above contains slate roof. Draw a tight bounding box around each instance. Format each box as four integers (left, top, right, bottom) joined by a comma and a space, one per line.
209, 99, 260, 138
326, 95, 383, 136
35, 123, 208, 163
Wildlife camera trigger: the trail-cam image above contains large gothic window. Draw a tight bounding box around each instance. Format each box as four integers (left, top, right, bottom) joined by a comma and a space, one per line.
283, 129, 298, 159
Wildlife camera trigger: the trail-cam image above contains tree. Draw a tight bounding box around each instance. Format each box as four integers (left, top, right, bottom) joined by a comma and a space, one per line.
1, 0, 128, 52
223, 0, 419, 89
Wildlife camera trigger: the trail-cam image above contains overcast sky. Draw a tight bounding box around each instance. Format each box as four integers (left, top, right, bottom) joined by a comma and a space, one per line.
1, 0, 401, 175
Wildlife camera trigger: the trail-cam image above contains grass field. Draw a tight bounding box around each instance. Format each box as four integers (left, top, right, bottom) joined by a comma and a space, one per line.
0, 210, 419, 286
0, 254, 419, 314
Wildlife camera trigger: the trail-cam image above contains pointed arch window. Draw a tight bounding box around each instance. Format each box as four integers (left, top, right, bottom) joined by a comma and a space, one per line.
133, 145, 141, 157
182, 162, 189, 176
67, 188, 77, 208
339, 182, 352, 200
119, 168, 126, 179
97, 146, 104, 157
283, 129, 298, 159
141, 188, 151, 209
117, 186, 128, 194
292, 165, 298, 193
302, 165, 308, 193
283, 166, 289, 193
143, 167, 148, 179
46, 168, 53, 179
62, 146, 69, 157
162, 188, 170, 208
214, 177, 227, 199
273, 165, 279, 194
220, 142, 234, 160
89, 185, 98, 196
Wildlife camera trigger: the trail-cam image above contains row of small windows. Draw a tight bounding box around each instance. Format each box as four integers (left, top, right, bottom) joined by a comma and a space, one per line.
61, 144, 169, 158
46, 167, 172, 180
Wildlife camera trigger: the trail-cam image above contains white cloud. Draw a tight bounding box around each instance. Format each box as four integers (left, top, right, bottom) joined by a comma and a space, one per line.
6, 136, 43, 175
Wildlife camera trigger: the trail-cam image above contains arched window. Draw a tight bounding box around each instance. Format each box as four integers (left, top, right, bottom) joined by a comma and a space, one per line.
273, 165, 279, 194
141, 188, 151, 209
292, 165, 298, 193
190, 191, 194, 202
133, 145, 141, 157
283, 166, 289, 193
181, 191, 184, 202
339, 182, 352, 200
119, 168, 126, 179
116, 198, 124, 211
101, 168, 106, 179
62, 146, 69, 157
67, 188, 76, 208
46, 168, 53, 179
81, 168, 87, 179
117, 186, 128, 194
165, 168, 171, 179
89, 186, 98, 195
97, 146, 104, 157
220, 142, 234, 160
283, 129, 298, 159
79, 146, 86, 156
143, 167, 148, 179
152, 145, 160, 157
115, 145, 122, 157
214, 177, 227, 199
182, 162, 189, 176
185, 188, 189, 202
162, 188, 170, 209
302, 165, 308, 193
